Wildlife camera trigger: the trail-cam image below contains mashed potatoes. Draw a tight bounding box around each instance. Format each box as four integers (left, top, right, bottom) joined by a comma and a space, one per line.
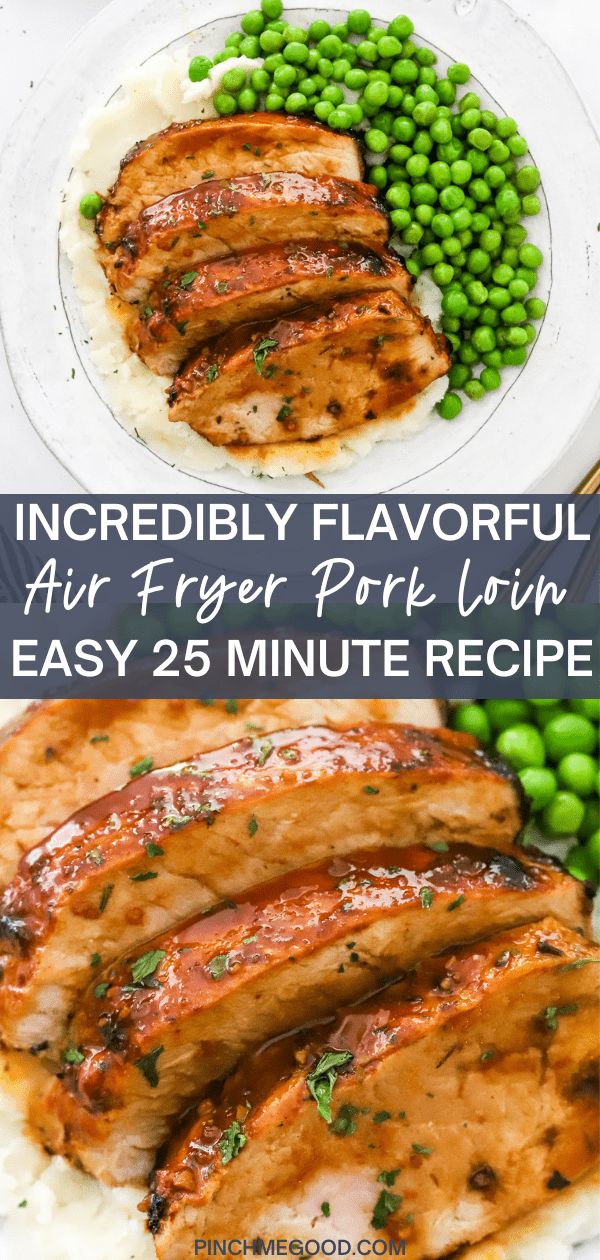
60, 51, 446, 482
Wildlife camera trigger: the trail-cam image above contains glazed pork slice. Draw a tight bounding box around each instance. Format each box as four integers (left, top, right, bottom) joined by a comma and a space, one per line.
104, 172, 389, 301
35, 845, 586, 1185
149, 918, 600, 1259
129, 245, 413, 376
0, 698, 442, 886
96, 114, 364, 247
168, 290, 450, 444
0, 723, 523, 1054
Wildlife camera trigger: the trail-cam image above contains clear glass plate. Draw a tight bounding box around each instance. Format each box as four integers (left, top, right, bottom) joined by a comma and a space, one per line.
0, 0, 599, 493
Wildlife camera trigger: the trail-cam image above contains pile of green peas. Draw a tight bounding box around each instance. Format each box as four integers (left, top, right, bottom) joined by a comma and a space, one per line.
451, 699, 599, 883
187, 5, 547, 418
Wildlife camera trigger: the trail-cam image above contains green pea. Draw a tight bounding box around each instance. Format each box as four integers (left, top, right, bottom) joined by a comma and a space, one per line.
402, 222, 424, 244
580, 799, 600, 839
237, 87, 258, 111
413, 130, 433, 155
188, 55, 213, 83
238, 35, 260, 57
390, 208, 412, 231
565, 844, 596, 882
321, 83, 344, 104
405, 153, 429, 178
464, 378, 486, 400
487, 139, 510, 165
331, 58, 351, 80
251, 67, 270, 91
508, 278, 529, 301
442, 235, 462, 257
433, 261, 454, 286
518, 766, 557, 811
387, 86, 404, 108
347, 8, 371, 34
505, 326, 528, 347
284, 40, 309, 64
496, 723, 545, 771
412, 183, 438, 207
414, 204, 433, 227
557, 753, 597, 798
79, 192, 103, 219
213, 90, 237, 115
265, 91, 285, 111
328, 106, 353, 129
314, 100, 334, 121
480, 365, 501, 390
429, 117, 452, 145
317, 56, 334, 77
452, 208, 472, 232
459, 342, 479, 366
447, 62, 470, 84
391, 58, 419, 84
495, 186, 520, 218
588, 830, 600, 871
388, 15, 414, 39
485, 166, 506, 190
369, 165, 388, 189
221, 66, 247, 92
452, 702, 491, 743
274, 64, 297, 87
513, 164, 540, 193
260, 29, 283, 52
438, 185, 464, 212
431, 211, 456, 240
412, 100, 436, 127
503, 346, 527, 366
470, 178, 491, 203
308, 18, 330, 40
388, 143, 410, 164
402, 92, 416, 115
501, 302, 527, 325
436, 391, 463, 420
211, 51, 230, 66
441, 290, 468, 317
262, 0, 283, 17
345, 67, 368, 90
543, 792, 586, 837
378, 35, 403, 59
263, 53, 284, 71
507, 134, 528, 156
425, 162, 449, 191
466, 280, 487, 305
468, 248, 490, 274
571, 700, 600, 722
436, 78, 455, 106
241, 9, 264, 35
283, 24, 307, 43
544, 713, 597, 761
461, 108, 481, 132
356, 39, 379, 63
496, 115, 517, 139
471, 325, 496, 354
364, 79, 389, 108
469, 127, 493, 151
364, 127, 388, 153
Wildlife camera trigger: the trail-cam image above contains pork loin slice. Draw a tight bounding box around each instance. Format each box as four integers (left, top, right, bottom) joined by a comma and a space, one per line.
129, 245, 412, 376
0, 698, 442, 886
104, 172, 389, 301
149, 918, 600, 1259
96, 114, 363, 247
36, 845, 585, 1185
0, 723, 523, 1054
168, 290, 451, 443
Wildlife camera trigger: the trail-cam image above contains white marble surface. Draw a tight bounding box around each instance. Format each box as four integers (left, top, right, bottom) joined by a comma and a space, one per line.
0, 0, 598, 492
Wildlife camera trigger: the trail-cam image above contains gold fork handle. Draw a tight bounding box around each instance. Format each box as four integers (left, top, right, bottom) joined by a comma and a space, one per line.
575, 458, 600, 494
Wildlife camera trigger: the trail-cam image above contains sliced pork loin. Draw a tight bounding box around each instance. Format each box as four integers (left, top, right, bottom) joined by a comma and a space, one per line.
0, 723, 523, 1055
36, 844, 585, 1185
129, 245, 413, 376
149, 918, 600, 1259
96, 114, 364, 248
104, 172, 389, 301
0, 698, 441, 886
168, 290, 451, 443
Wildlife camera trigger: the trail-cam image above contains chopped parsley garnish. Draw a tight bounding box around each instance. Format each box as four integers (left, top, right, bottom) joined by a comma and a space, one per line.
207, 952, 231, 980
559, 958, 600, 973
377, 1169, 400, 1187
412, 1143, 433, 1156
332, 1103, 359, 1136
87, 848, 103, 866
255, 738, 273, 767
306, 1049, 353, 1124
321, 1201, 331, 1218
547, 1170, 571, 1190
145, 842, 165, 857
480, 1049, 496, 1062
226, 698, 238, 713
202, 170, 215, 180
243, 935, 258, 945
164, 812, 193, 830
134, 1045, 164, 1088
277, 404, 293, 422
419, 888, 434, 910
63, 1045, 85, 1066
253, 337, 279, 376
130, 871, 159, 882
129, 755, 154, 779
219, 1120, 247, 1164
371, 1189, 402, 1230
131, 949, 166, 987
543, 1003, 578, 1032
248, 815, 258, 837
90, 734, 109, 744
447, 894, 465, 911
279, 746, 299, 762
373, 1110, 391, 1124
215, 280, 229, 294
90, 953, 101, 968
427, 841, 449, 852
206, 364, 220, 383
362, 785, 379, 795
98, 883, 114, 913
179, 271, 198, 288
94, 982, 110, 999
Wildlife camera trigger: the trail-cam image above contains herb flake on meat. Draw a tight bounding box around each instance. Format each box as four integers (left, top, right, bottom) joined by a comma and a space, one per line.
219, 1120, 247, 1164
135, 1045, 164, 1087
306, 1049, 353, 1124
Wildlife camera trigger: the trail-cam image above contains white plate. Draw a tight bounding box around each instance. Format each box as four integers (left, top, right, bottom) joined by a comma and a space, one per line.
1, 0, 599, 493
